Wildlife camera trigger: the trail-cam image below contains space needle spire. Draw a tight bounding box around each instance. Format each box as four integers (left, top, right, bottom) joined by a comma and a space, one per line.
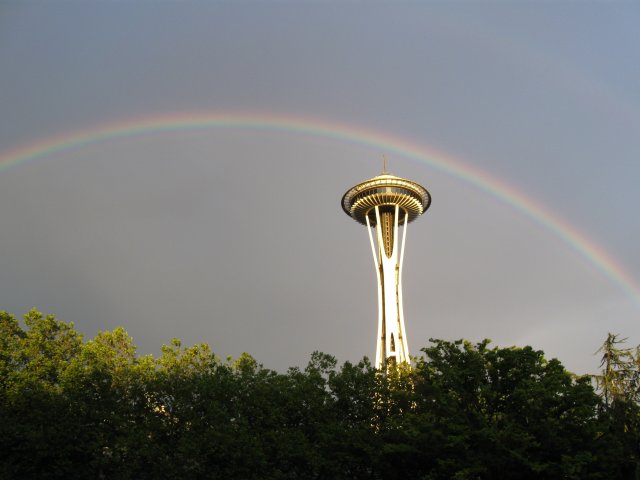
342, 164, 431, 369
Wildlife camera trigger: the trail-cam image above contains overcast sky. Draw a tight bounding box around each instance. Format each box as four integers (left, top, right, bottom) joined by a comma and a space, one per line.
1, 1, 639, 374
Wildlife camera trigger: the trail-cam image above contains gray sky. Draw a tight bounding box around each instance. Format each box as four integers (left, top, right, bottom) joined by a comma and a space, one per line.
1, 1, 639, 374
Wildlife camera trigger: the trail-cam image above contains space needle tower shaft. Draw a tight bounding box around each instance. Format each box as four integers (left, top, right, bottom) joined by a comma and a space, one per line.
342, 169, 431, 369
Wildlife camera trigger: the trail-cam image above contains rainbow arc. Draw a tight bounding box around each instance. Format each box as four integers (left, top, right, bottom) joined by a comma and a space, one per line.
1, 111, 638, 306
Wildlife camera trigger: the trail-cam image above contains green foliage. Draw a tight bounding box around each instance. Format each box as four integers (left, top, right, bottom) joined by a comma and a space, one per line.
1, 310, 639, 479
408, 339, 606, 479
592, 333, 640, 478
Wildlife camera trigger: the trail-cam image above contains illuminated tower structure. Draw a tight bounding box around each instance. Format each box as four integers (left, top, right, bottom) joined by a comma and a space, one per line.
342, 168, 431, 369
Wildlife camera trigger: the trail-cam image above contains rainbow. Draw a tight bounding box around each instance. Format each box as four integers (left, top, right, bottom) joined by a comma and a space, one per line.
1, 111, 639, 305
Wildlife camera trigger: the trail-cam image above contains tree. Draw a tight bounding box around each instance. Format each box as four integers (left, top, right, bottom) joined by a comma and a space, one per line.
0, 310, 84, 479
2, 309, 639, 479
593, 333, 640, 479
406, 339, 607, 479
595, 333, 635, 408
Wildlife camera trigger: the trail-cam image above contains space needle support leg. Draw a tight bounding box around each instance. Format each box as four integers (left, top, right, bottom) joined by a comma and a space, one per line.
366, 212, 384, 369
399, 210, 408, 271
397, 210, 410, 362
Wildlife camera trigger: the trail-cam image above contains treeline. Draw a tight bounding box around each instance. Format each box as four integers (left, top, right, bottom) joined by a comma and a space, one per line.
1, 310, 639, 479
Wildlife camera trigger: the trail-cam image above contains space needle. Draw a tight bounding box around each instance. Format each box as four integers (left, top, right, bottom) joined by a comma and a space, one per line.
342, 164, 431, 369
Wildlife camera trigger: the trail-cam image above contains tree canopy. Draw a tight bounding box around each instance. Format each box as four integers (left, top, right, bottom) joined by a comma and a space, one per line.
1, 309, 638, 479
